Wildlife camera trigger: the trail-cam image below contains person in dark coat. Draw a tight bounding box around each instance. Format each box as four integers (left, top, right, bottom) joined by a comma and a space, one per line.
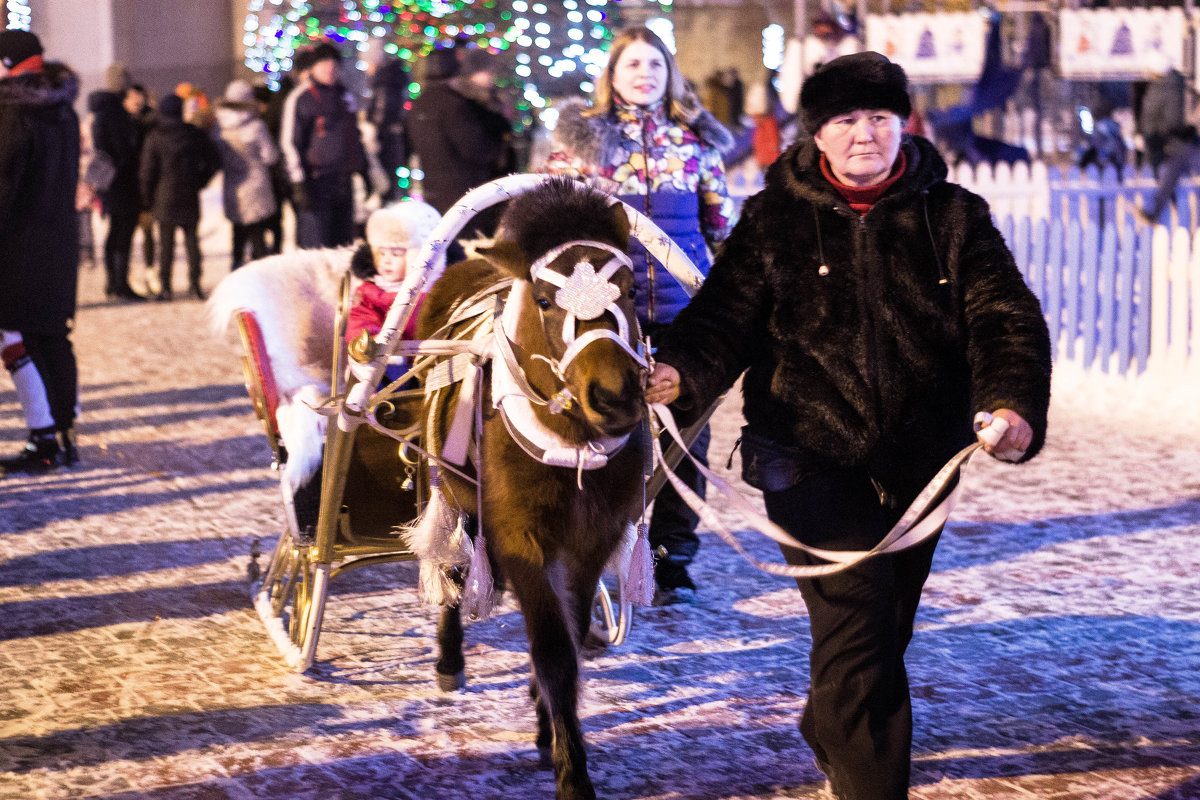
368, 57, 411, 202
88, 62, 146, 301
0, 30, 84, 470
406, 46, 513, 237
290, 42, 368, 248
646, 52, 1052, 799
124, 83, 159, 291
1138, 57, 1187, 172
139, 93, 220, 300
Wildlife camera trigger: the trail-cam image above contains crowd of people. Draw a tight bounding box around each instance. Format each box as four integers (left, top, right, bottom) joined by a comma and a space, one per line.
0, 23, 1076, 800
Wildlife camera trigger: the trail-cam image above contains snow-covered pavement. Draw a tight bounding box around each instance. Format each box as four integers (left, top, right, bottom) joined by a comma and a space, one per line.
1, 194, 1198, 799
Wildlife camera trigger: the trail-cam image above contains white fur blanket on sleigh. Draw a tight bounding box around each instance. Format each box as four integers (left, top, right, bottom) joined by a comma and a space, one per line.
207, 248, 355, 494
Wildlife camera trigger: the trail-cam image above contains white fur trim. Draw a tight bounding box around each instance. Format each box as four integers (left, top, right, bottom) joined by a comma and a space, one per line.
275, 386, 328, 493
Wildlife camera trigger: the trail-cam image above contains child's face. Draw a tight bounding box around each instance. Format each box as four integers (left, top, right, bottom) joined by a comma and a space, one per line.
372, 245, 409, 283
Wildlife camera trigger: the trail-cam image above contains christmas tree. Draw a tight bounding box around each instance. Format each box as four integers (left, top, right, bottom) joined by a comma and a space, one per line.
242, 0, 646, 130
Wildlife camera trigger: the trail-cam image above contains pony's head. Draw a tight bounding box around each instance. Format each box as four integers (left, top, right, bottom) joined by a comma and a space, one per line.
478, 178, 645, 438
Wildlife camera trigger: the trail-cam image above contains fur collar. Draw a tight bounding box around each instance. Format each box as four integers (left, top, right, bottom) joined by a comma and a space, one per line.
0, 61, 78, 107
552, 97, 735, 166
768, 133, 948, 209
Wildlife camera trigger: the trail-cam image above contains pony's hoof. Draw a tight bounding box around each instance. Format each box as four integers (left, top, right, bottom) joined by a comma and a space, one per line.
436, 670, 466, 693
581, 626, 610, 653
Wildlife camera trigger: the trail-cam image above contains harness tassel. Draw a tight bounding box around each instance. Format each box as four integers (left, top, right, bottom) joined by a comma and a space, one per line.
625, 522, 655, 607
461, 531, 496, 621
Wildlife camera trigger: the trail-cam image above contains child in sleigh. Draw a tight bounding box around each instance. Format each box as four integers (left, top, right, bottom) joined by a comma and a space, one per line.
345, 200, 442, 388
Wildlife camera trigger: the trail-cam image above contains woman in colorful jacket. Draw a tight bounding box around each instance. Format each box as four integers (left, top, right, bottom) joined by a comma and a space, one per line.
543, 26, 735, 605
647, 52, 1052, 799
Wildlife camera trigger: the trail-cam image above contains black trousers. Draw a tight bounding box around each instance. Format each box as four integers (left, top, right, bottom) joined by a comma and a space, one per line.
305, 173, 356, 248
103, 206, 140, 294
20, 329, 78, 433
763, 463, 944, 800
157, 221, 203, 291
649, 422, 709, 589
231, 221, 270, 269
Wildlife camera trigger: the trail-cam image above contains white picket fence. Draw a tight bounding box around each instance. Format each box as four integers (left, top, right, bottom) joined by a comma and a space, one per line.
730, 158, 1197, 376
999, 214, 1197, 376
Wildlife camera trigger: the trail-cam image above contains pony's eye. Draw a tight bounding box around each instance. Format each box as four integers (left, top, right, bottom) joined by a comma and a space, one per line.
536, 296, 553, 311
626, 286, 638, 299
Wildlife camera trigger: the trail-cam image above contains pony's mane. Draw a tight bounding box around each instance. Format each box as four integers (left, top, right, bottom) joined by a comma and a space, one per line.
497, 177, 625, 257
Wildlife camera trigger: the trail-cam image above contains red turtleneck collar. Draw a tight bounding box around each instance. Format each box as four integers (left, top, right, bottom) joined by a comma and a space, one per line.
820, 149, 907, 215
8, 54, 43, 77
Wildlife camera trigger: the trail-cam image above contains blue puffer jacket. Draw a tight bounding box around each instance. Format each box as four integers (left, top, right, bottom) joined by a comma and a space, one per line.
619, 190, 710, 325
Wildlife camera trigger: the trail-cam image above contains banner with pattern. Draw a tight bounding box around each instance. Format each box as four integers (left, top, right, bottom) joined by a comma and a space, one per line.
864, 13, 987, 83
1059, 8, 1185, 79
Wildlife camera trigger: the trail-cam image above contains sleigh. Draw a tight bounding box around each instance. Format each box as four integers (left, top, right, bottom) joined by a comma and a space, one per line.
218, 175, 710, 675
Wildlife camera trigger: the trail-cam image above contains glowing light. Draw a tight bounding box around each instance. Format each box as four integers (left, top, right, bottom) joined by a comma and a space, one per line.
762, 23, 784, 71
240, 0, 636, 127
646, 17, 675, 53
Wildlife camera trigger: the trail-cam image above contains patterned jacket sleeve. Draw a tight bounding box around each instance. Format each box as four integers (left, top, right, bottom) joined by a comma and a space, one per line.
697, 142, 734, 247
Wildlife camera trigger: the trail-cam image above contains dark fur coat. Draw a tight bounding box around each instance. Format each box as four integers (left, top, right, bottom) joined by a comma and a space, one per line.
656, 134, 1052, 474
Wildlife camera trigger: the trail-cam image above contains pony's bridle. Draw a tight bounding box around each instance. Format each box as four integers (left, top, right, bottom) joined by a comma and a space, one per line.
496, 239, 648, 416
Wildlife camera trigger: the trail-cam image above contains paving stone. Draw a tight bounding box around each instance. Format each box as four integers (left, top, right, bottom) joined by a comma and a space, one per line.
0, 196, 1197, 798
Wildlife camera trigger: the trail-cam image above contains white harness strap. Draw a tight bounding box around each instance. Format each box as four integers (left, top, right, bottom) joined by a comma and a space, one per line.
526, 241, 648, 374
494, 278, 631, 475
648, 402, 978, 578
492, 345, 630, 471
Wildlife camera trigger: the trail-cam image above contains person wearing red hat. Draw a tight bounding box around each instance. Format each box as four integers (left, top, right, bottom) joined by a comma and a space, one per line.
0, 30, 85, 470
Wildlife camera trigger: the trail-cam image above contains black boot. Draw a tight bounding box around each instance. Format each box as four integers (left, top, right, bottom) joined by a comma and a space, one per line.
0, 430, 62, 474
58, 428, 79, 466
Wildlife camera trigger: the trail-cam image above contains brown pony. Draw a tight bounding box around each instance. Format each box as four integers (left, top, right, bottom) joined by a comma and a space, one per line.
412, 178, 647, 800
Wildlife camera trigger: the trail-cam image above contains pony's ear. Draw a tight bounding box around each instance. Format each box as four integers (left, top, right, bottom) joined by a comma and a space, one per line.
609, 201, 631, 244
476, 239, 529, 278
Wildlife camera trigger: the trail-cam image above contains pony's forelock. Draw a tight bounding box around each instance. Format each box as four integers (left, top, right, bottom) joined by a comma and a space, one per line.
497, 178, 626, 261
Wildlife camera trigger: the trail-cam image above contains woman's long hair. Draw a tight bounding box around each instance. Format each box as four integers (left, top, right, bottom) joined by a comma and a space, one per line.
586, 27, 702, 125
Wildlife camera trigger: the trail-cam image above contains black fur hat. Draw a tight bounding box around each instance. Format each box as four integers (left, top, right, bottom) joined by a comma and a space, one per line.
0, 30, 41, 69
800, 51, 911, 134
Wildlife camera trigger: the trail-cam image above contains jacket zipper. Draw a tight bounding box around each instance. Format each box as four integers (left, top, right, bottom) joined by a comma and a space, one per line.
637, 108, 657, 324
854, 212, 884, 432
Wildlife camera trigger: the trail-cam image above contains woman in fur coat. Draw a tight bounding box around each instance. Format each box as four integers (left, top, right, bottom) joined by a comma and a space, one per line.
543, 26, 736, 606
647, 52, 1052, 799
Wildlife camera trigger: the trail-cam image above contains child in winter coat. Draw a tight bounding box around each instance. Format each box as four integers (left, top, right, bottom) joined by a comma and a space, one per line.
345, 201, 442, 384
214, 79, 280, 270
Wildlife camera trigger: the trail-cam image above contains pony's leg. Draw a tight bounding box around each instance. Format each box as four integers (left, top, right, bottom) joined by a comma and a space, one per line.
435, 603, 466, 692
503, 555, 596, 800
529, 666, 554, 768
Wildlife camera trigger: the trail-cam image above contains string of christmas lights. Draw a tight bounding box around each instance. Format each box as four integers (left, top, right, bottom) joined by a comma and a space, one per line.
241, 0, 672, 131
5, 0, 33, 31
